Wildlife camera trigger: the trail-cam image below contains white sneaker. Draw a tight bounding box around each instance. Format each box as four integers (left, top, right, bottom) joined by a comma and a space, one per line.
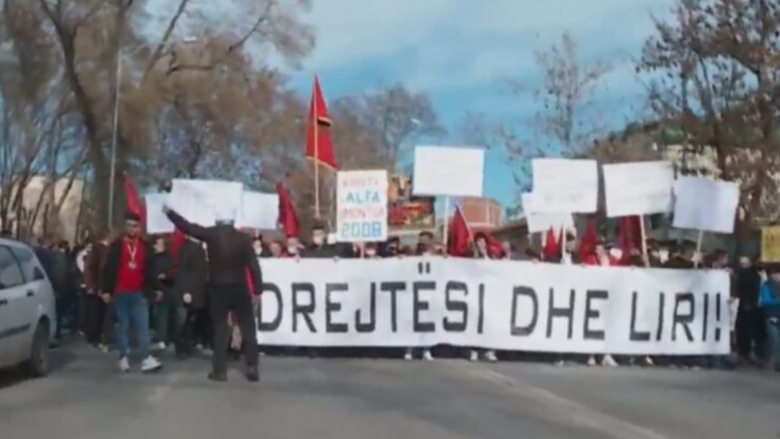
118, 357, 130, 373
587, 356, 597, 367
602, 354, 619, 367
99, 344, 109, 354
469, 350, 479, 362
485, 350, 498, 363
141, 356, 162, 373
643, 356, 655, 367
152, 342, 167, 351
422, 349, 434, 361
404, 352, 412, 361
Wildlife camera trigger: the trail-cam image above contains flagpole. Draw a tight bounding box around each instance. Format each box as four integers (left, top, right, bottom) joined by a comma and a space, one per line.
639, 215, 649, 267
313, 92, 321, 219
443, 197, 450, 248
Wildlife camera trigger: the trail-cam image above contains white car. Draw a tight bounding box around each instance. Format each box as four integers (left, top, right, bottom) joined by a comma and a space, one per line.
0, 238, 56, 377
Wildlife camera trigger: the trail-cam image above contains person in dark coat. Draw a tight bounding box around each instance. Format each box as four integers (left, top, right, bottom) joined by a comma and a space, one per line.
735, 256, 762, 363
164, 206, 262, 383
148, 236, 177, 350
176, 236, 210, 356
301, 221, 339, 258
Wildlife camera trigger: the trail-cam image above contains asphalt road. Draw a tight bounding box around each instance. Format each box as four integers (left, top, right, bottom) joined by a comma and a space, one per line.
1, 344, 778, 439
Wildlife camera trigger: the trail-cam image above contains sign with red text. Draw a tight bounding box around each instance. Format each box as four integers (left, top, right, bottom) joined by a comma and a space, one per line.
337, 170, 389, 242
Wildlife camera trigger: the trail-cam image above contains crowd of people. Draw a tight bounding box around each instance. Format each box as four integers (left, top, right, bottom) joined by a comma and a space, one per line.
21, 211, 780, 380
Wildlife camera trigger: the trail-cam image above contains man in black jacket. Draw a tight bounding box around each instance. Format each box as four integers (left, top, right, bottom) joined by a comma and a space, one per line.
735, 256, 762, 362
164, 206, 262, 382
176, 236, 210, 356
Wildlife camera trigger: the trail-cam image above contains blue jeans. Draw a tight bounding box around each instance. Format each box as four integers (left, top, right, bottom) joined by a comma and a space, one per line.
766, 318, 780, 369
114, 292, 151, 360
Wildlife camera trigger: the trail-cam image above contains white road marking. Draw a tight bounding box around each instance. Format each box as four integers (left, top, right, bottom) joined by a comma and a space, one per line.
447, 362, 676, 439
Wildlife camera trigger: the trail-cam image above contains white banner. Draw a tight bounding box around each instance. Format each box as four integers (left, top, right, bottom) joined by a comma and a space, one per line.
337, 170, 389, 242
169, 179, 244, 227
145, 193, 175, 234
256, 259, 730, 355
238, 191, 279, 230
531, 159, 598, 213
673, 177, 740, 233
603, 161, 674, 218
412, 146, 485, 197
522, 193, 574, 233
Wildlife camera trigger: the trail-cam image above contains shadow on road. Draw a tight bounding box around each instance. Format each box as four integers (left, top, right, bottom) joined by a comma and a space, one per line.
0, 346, 78, 391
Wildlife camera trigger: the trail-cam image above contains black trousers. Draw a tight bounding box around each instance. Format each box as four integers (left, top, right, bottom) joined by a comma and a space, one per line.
84, 294, 105, 345
210, 284, 258, 374
736, 306, 765, 359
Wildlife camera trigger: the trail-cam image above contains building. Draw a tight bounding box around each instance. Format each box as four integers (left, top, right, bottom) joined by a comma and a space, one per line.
461, 197, 503, 230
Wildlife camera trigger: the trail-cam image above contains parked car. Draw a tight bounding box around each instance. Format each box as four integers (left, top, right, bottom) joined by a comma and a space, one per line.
0, 238, 56, 377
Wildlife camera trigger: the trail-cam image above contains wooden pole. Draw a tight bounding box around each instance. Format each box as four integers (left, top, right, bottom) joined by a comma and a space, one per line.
442, 197, 450, 248
695, 229, 704, 268
313, 112, 320, 220
639, 215, 649, 267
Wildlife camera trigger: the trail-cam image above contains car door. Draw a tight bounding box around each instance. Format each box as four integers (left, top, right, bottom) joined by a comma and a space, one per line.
9, 245, 49, 349
0, 245, 28, 366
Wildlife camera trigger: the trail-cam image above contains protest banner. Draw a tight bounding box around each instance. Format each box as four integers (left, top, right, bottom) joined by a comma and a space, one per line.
169, 179, 244, 227
237, 191, 279, 230
412, 146, 485, 197
672, 177, 739, 234
761, 226, 780, 262
531, 159, 598, 213
521, 193, 573, 234
256, 259, 731, 355
603, 161, 674, 218
144, 193, 174, 234
337, 170, 389, 242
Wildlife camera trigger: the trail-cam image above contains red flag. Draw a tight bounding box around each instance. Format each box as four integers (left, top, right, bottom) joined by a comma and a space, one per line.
618, 216, 642, 264
448, 207, 472, 257
484, 232, 505, 258
277, 182, 301, 238
579, 218, 598, 261
305, 75, 338, 170
123, 171, 145, 229
543, 227, 561, 262
171, 228, 186, 262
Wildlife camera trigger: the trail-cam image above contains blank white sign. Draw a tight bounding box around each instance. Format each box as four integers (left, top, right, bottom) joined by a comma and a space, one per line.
145, 193, 175, 234
169, 179, 244, 227
603, 161, 674, 218
531, 159, 598, 213
412, 146, 485, 197
672, 177, 740, 233
237, 191, 279, 230
522, 192, 574, 233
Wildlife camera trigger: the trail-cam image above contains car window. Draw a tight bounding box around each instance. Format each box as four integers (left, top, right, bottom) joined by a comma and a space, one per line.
9, 245, 38, 283
0, 245, 24, 290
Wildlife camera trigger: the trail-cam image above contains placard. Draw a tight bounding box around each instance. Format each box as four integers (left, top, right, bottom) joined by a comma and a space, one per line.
169, 179, 243, 227
256, 258, 731, 355
531, 159, 598, 213
336, 170, 389, 242
603, 161, 674, 217
672, 177, 739, 233
412, 146, 485, 197
522, 193, 574, 233
237, 191, 279, 230
145, 193, 175, 234
761, 226, 780, 262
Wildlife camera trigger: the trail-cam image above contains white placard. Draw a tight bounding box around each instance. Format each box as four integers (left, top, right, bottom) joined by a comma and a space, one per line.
522, 193, 574, 233
169, 179, 244, 227
336, 170, 389, 242
256, 259, 731, 355
672, 177, 739, 233
412, 146, 485, 197
145, 193, 175, 234
238, 191, 279, 230
604, 161, 674, 218
531, 159, 598, 213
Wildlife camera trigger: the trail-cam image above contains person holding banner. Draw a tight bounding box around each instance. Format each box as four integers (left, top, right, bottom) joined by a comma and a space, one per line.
404, 231, 437, 362
469, 233, 498, 363
163, 206, 262, 383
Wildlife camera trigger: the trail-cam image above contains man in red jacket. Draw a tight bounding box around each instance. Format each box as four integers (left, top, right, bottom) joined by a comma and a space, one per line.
101, 212, 162, 373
